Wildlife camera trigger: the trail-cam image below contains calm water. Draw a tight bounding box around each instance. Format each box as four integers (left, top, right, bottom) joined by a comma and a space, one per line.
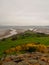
0, 26, 49, 30
0, 26, 49, 39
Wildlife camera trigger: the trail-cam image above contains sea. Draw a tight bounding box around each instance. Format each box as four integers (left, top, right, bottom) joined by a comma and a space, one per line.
0, 26, 49, 30
0, 26, 49, 34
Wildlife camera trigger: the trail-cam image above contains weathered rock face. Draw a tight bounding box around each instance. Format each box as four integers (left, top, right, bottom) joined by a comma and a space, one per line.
1, 52, 49, 65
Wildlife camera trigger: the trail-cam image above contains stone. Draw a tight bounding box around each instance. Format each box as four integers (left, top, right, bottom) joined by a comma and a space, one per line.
2, 61, 17, 65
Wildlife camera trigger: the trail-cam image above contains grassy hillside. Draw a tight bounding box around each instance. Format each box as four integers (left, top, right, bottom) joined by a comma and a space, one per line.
0, 30, 49, 57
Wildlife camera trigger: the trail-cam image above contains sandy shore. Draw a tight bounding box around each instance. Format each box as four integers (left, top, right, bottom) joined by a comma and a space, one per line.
0, 29, 17, 39
0, 28, 27, 39
0, 30, 10, 37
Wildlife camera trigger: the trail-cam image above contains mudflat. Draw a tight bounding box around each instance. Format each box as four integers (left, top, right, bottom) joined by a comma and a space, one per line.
0, 29, 10, 37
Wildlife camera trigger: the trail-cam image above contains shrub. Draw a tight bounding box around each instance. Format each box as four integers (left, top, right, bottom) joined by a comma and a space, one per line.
15, 46, 22, 51
21, 44, 26, 50
4, 43, 48, 54
1, 38, 6, 41
26, 43, 34, 47
37, 44, 47, 53
11, 36, 17, 41
4, 49, 11, 54
35, 42, 40, 45
10, 47, 16, 52
26, 46, 37, 52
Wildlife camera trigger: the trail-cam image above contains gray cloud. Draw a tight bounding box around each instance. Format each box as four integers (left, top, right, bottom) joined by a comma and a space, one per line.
0, 0, 49, 25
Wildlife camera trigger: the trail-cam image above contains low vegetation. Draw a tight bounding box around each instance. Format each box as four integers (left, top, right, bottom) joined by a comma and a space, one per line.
0, 30, 49, 57
4, 43, 49, 54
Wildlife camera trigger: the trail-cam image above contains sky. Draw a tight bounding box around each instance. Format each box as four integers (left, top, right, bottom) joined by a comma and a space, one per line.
0, 0, 49, 26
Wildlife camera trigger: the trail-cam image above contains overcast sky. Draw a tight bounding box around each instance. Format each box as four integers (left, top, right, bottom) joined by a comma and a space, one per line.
0, 0, 49, 26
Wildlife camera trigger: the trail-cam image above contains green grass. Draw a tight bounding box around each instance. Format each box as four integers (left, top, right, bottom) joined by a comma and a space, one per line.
0, 31, 49, 57
0, 37, 49, 54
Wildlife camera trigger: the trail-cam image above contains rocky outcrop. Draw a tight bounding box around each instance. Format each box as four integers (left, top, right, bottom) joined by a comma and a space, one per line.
0, 52, 49, 65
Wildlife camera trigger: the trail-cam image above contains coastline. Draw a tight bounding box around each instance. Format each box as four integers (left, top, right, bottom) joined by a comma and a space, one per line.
0, 29, 17, 39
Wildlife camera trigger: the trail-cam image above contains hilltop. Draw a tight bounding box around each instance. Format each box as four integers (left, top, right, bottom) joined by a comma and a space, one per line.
0, 30, 49, 65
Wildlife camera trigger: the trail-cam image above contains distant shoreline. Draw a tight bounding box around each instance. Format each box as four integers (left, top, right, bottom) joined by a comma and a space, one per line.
0, 26, 49, 39
0, 29, 17, 39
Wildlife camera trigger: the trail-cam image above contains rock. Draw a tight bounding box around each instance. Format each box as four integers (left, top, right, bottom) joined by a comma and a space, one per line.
40, 56, 47, 62
28, 59, 38, 64
38, 60, 47, 65
2, 61, 17, 65
1, 52, 49, 65
10, 55, 17, 60
18, 61, 28, 65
